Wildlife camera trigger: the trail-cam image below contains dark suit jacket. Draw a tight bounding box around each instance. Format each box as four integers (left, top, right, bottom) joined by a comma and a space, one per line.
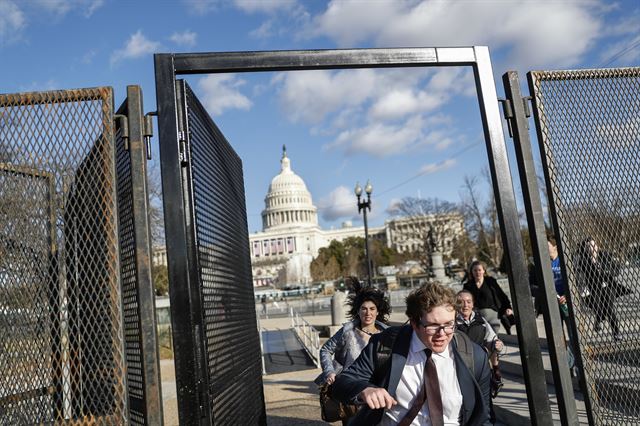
333, 325, 491, 426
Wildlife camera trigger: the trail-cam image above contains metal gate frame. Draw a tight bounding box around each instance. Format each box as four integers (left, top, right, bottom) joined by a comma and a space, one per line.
154, 47, 553, 425
0, 87, 129, 424
115, 85, 164, 425
501, 71, 578, 425
512, 67, 640, 425
0, 85, 161, 424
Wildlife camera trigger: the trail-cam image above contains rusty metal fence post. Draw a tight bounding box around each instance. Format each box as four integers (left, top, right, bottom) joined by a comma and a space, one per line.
0, 88, 129, 424
1, 86, 161, 425
115, 85, 163, 425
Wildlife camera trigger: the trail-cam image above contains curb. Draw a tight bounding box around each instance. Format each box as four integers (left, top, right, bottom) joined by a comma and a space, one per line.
494, 404, 531, 425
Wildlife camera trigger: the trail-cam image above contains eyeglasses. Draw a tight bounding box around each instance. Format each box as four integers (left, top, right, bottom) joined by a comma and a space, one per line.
417, 321, 456, 335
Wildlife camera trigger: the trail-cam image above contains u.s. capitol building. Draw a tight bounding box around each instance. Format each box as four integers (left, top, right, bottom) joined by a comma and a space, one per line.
249, 147, 463, 287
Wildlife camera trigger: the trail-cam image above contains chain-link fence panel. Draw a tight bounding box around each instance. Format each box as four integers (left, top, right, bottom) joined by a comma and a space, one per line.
529, 67, 640, 424
0, 88, 128, 424
178, 80, 266, 424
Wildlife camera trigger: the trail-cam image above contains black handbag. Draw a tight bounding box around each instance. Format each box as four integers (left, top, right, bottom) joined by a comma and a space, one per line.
319, 383, 358, 422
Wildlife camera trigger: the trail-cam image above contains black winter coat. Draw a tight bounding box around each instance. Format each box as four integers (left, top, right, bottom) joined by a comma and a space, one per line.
576, 252, 631, 299
463, 276, 512, 316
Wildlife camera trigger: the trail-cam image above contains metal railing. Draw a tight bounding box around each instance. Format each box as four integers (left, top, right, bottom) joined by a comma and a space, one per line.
289, 307, 321, 368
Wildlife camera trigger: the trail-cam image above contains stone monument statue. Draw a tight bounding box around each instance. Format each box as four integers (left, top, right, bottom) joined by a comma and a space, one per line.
329, 290, 347, 336
428, 224, 447, 281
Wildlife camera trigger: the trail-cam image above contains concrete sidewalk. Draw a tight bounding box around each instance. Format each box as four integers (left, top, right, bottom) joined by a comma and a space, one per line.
258, 311, 584, 425
259, 312, 506, 425
161, 311, 570, 424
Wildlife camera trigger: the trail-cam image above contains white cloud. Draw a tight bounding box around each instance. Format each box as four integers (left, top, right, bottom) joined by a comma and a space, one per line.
34, 0, 69, 14
367, 68, 468, 121
234, 0, 298, 14
303, 0, 398, 46
0, 0, 26, 45
170, 30, 197, 47
274, 66, 471, 130
249, 20, 274, 38
418, 158, 457, 175
368, 89, 421, 120
305, 0, 606, 70
318, 186, 358, 222
84, 0, 103, 17
0, 0, 105, 46
183, 0, 220, 15
184, 0, 301, 17
33, 0, 104, 17
198, 74, 252, 116
81, 49, 97, 64
276, 69, 380, 124
328, 114, 426, 158
110, 30, 162, 66
435, 138, 454, 151
385, 198, 403, 216
273, 67, 473, 159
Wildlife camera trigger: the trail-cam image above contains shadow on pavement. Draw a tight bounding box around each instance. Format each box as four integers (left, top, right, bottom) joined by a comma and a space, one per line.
267, 415, 328, 426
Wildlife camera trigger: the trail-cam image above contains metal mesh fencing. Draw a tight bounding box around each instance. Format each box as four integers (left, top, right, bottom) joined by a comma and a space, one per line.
115, 100, 147, 425
116, 86, 163, 425
0, 89, 127, 424
529, 67, 640, 424
182, 81, 266, 424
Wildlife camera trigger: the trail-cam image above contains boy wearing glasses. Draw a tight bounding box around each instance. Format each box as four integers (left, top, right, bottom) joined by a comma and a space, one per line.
333, 282, 491, 426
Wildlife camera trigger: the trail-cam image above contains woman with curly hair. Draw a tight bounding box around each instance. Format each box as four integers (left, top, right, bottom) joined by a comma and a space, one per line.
316, 278, 391, 385
314, 278, 391, 423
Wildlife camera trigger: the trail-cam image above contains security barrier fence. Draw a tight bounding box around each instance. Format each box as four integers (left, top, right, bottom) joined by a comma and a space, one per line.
0, 88, 127, 423
114, 86, 163, 425
529, 67, 640, 424
0, 87, 160, 424
174, 80, 266, 424
4, 49, 635, 426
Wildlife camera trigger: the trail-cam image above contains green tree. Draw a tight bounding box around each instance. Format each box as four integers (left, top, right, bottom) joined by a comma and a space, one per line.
310, 236, 406, 282
153, 264, 169, 296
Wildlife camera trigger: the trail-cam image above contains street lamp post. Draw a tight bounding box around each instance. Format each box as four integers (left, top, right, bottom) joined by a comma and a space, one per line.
355, 181, 373, 286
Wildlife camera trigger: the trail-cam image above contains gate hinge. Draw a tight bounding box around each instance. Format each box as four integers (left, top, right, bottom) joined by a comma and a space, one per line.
498, 98, 514, 138
178, 130, 189, 165
498, 96, 532, 138
114, 114, 129, 150
522, 96, 532, 119
143, 111, 156, 161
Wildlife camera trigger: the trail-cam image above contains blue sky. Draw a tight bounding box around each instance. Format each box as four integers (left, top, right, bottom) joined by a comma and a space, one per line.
1, 0, 639, 234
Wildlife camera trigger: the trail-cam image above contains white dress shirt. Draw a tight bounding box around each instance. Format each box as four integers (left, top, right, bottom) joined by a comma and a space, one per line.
379, 331, 463, 426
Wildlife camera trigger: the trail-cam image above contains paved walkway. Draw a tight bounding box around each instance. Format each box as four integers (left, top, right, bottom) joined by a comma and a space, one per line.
160, 311, 582, 424
262, 328, 316, 374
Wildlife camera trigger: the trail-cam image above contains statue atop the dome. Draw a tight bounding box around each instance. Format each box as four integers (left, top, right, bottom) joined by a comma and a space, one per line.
280, 145, 291, 172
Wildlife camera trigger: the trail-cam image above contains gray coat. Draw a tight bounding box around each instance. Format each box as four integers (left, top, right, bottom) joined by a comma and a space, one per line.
314, 319, 388, 385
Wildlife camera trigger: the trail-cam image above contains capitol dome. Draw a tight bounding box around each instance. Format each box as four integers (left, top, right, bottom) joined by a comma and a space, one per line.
261, 146, 318, 231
